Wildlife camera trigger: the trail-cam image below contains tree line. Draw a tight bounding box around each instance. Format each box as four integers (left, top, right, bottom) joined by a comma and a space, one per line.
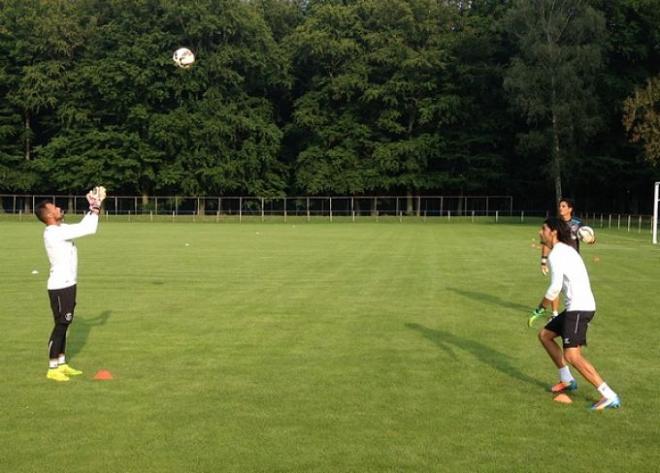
1, 0, 658, 212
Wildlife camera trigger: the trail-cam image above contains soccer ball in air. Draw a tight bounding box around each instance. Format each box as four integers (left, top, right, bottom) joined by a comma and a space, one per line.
173, 47, 195, 68
577, 225, 595, 244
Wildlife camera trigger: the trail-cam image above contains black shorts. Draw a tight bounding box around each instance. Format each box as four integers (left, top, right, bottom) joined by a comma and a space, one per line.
544, 310, 595, 348
48, 285, 77, 325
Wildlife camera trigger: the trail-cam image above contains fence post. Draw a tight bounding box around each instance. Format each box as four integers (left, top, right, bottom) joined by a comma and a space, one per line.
627, 215, 631, 232
307, 197, 310, 222
284, 197, 287, 223
261, 197, 264, 222
521, 211, 525, 223
329, 197, 333, 223
638, 216, 642, 233
471, 210, 475, 223
239, 197, 242, 223
495, 210, 499, 223
150, 211, 153, 223
617, 214, 621, 229
608, 214, 611, 228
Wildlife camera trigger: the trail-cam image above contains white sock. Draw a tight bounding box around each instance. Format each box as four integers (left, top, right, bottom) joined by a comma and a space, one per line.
559, 366, 574, 383
597, 382, 617, 399
552, 310, 559, 317
49, 359, 59, 369
58, 354, 66, 365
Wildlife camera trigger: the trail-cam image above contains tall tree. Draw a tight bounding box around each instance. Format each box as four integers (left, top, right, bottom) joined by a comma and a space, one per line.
0, 0, 84, 194
33, 0, 290, 199
503, 0, 606, 205
286, 0, 467, 195
623, 74, 660, 166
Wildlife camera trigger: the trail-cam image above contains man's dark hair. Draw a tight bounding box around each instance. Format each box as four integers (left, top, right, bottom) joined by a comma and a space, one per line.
544, 217, 572, 245
35, 200, 52, 224
559, 197, 575, 211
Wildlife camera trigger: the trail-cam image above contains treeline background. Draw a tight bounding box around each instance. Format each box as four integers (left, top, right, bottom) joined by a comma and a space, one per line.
1, 0, 658, 213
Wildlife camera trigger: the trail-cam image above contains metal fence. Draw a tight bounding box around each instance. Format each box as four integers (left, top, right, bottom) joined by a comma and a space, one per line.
1, 193, 655, 234
0, 194, 514, 218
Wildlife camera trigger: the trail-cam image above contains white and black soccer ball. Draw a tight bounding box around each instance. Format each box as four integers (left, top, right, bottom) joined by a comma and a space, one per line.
577, 225, 595, 244
172, 47, 195, 68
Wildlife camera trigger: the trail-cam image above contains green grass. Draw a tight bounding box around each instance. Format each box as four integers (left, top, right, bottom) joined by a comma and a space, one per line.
1, 220, 659, 472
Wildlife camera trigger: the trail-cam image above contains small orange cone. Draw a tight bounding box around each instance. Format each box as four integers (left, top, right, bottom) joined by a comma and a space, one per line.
94, 369, 113, 380
553, 393, 572, 404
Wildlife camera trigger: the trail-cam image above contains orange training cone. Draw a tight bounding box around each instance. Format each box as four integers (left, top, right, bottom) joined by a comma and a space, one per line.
94, 369, 113, 380
553, 393, 572, 404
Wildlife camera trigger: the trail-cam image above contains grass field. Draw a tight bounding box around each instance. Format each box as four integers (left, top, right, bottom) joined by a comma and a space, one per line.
1, 219, 659, 472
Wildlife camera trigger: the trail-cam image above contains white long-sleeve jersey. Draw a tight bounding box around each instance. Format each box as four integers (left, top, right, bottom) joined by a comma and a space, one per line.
43, 212, 99, 290
545, 242, 596, 311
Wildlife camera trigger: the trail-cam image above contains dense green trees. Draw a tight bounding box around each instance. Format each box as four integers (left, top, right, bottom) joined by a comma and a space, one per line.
624, 74, 660, 166
503, 0, 606, 205
0, 0, 658, 212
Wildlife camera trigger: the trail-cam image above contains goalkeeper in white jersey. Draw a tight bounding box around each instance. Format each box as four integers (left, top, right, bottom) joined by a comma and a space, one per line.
532, 217, 620, 410
35, 187, 106, 382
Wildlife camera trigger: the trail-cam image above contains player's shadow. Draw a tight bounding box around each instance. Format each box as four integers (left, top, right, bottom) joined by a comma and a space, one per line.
68, 310, 112, 359
446, 287, 529, 312
405, 323, 546, 389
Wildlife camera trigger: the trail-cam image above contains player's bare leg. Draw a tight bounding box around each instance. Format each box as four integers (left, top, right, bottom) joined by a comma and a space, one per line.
563, 347, 603, 388
539, 329, 577, 393
564, 346, 620, 410
539, 329, 564, 368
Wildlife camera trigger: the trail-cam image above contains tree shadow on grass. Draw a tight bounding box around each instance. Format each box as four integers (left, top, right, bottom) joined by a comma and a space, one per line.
406, 322, 546, 389
446, 287, 530, 312
68, 310, 112, 360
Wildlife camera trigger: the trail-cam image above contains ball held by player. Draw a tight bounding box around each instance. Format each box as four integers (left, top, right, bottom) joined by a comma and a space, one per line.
577, 225, 595, 244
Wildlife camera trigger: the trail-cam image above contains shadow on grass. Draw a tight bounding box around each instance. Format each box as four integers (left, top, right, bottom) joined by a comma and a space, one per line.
68, 310, 112, 359
446, 287, 530, 312
406, 322, 546, 389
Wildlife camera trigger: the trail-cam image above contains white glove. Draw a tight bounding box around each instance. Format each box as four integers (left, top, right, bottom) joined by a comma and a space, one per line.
86, 186, 106, 212
86, 191, 99, 212
91, 186, 107, 204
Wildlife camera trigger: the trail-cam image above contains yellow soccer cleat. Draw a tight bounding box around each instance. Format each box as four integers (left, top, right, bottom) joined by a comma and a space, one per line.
46, 368, 70, 382
58, 364, 83, 376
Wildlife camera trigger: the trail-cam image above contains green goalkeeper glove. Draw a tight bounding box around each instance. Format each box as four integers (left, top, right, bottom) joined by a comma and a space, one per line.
527, 307, 545, 328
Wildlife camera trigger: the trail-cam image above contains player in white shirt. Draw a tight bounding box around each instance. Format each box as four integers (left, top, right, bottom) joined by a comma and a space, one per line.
35, 187, 106, 382
532, 217, 620, 410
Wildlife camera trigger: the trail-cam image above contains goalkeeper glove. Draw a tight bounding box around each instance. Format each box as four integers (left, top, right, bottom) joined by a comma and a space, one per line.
92, 186, 107, 203
527, 307, 545, 328
86, 190, 100, 212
